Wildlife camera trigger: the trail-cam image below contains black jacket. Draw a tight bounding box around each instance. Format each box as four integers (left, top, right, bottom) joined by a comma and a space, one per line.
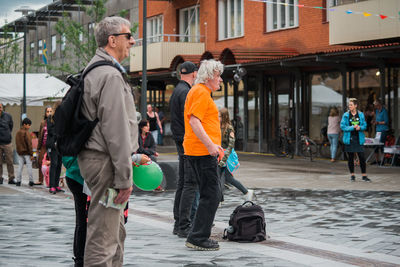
169, 80, 191, 142
137, 133, 156, 156
46, 116, 56, 149
0, 111, 13, 145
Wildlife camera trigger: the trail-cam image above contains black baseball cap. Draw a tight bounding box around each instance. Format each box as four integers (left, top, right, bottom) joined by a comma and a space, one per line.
180, 61, 198, 74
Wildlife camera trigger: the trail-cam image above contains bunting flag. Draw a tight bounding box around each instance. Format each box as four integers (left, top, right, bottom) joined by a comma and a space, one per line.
42, 40, 48, 65
249, 0, 398, 20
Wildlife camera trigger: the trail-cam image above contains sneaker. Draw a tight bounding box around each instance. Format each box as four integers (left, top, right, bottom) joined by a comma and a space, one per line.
185, 238, 219, 251
55, 186, 65, 192
49, 187, 56, 194
350, 175, 356, 182
16, 182, 21, 187
362, 176, 371, 182
29, 181, 34, 187
0, 177, 3, 184
244, 189, 255, 201
8, 179, 16, 185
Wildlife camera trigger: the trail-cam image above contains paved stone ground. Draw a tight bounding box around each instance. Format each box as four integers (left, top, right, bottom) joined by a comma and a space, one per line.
1, 183, 399, 267
1, 150, 399, 266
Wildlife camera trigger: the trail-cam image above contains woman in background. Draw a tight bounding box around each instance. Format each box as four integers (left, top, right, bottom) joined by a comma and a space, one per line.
340, 98, 371, 182
327, 107, 340, 162
35, 106, 52, 185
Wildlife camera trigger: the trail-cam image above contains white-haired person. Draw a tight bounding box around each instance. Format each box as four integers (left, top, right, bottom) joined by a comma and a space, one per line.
182, 59, 224, 251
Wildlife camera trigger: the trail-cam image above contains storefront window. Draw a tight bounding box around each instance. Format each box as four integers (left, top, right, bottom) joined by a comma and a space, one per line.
310, 73, 343, 141
248, 76, 259, 143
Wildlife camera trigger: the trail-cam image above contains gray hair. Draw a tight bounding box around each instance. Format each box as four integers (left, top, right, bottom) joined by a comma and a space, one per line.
95, 16, 131, 48
195, 59, 224, 84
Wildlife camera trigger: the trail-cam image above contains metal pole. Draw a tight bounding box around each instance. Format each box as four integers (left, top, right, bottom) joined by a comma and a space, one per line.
22, 21, 27, 117
141, 0, 148, 118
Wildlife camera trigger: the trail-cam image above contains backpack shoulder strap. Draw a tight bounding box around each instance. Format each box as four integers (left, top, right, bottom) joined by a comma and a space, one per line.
82, 60, 120, 80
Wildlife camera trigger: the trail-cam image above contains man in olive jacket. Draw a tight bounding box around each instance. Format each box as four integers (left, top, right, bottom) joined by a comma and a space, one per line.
0, 103, 15, 184
78, 17, 138, 266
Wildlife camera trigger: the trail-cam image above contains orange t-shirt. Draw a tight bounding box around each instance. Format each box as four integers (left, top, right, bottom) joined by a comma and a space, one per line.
183, 83, 221, 156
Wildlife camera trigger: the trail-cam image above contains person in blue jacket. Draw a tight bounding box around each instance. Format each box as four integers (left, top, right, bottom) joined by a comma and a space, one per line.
340, 98, 371, 182
372, 99, 389, 164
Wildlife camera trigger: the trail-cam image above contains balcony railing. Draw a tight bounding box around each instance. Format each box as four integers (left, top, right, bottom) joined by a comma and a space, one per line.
330, 0, 369, 6
134, 34, 205, 46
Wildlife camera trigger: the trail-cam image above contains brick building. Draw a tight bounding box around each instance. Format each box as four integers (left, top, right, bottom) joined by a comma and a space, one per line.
131, 0, 400, 154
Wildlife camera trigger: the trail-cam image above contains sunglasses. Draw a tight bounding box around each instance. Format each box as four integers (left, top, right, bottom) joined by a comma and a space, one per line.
111, 32, 133, 40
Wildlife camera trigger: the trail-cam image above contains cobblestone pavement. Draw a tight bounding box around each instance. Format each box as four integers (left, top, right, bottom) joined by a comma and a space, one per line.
1, 182, 399, 267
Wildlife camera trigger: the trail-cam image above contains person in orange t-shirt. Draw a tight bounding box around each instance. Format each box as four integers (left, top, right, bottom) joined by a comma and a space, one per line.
182, 59, 224, 251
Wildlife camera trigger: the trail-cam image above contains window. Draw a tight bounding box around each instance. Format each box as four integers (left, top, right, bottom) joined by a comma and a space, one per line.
51, 35, 56, 56
179, 5, 200, 42
218, 0, 244, 40
266, 0, 299, 32
61, 34, 66, 51
330, 0, 368, 6
38, 39, 43, 56
30, 42, 35, 61
147, 15, 163, 43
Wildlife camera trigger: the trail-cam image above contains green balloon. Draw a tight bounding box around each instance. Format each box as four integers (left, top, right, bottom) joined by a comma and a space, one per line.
132, 161, 163, 191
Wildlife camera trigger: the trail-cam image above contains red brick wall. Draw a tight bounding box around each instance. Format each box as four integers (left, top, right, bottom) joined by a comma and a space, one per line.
138, 0, 353, 56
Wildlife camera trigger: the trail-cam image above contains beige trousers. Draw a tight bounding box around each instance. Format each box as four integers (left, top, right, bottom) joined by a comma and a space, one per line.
78, 150, 126, 267
0, 143, 15, 179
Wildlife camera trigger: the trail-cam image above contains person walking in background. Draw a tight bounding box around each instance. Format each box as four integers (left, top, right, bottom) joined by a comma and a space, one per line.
372, 99, 389, 165
47, 101, 64, 194
15, 118, 35, 187
327, 107, 341, 162
170, 61, 199, 237
340, 98, 370, 182
364, 104, 375, 138
147, 104, 163, 142
155, 106, 165, 145
137, 119, 158, 162
35, 106, 52, 185
183, 59, 224, 251
62, 156, 87, 267
218, 107, 254, 201
0, 103, 15, 185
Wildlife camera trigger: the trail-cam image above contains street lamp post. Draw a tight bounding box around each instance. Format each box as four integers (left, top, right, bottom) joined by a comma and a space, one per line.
141, 0, 147, 118
15, 7, 34, 121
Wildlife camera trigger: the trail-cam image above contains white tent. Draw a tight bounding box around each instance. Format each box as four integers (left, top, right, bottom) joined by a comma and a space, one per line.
0, 73, 69, 106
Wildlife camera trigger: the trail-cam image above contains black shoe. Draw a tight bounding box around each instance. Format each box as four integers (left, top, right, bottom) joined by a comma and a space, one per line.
16, 182, 21, 187
177, 227, 191, 238
29, 181, 34, 187
8, 179, 16, 184
0, 177, 3, 184
185, 238, 220, 251
350, 175, 355, 182
173, 224, 179, 235
362, 176, 371, 182
370, 161, 378, 165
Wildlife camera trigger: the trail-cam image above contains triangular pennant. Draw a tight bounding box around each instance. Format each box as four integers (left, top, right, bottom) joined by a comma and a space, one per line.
346, 10, 353, 14
363, 12, 371, 17
297, 4, 304, 7
379, 14, 387, 19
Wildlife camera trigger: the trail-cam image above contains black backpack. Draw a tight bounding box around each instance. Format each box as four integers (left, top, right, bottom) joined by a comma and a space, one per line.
223, 201, 267, 242
54, 60, 120, 156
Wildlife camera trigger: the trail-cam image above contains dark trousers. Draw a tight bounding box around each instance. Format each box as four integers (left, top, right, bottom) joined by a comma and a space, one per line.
220, 167, 248, 195
49, 148, 62, 188
348, 152, 367, 173
186, 155, 221, 242
173, 140, 199, 230
66, 178, 87, 267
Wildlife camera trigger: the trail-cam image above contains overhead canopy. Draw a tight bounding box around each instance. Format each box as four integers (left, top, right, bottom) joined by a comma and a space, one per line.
0, 73, 69, 106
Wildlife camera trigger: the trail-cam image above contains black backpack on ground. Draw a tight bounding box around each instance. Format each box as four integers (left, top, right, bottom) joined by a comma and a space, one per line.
54, 60, 119, 156
223, 201, 267, 242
